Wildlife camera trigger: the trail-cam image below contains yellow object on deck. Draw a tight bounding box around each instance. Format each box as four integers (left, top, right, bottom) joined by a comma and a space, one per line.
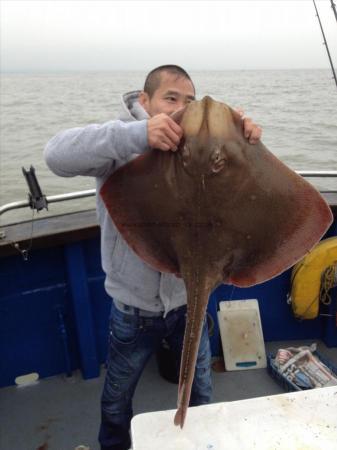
290, 237, 337, 319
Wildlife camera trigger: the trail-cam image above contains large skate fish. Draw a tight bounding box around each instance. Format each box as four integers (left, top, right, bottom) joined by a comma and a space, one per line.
100, 96, 333, 428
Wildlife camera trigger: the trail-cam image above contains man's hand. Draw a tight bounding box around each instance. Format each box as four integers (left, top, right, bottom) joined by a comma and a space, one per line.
236, 108, 262, 145
147, 114, 183, 151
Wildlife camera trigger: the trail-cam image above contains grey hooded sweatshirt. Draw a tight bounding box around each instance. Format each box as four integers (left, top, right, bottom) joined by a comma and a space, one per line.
44, 91, 187, 316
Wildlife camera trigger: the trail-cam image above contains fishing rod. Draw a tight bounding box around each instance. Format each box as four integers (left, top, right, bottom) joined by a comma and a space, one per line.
312, 0, 337, 88
330, 0, 337, 22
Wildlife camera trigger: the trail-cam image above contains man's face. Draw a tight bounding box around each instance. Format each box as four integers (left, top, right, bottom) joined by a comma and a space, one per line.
139, 71, 195, 117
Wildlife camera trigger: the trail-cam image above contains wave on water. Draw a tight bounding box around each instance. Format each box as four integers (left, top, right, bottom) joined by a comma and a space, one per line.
0, 69, 336, 225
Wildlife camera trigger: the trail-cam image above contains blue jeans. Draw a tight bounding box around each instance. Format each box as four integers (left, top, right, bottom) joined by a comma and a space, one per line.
98, 301, 212, 450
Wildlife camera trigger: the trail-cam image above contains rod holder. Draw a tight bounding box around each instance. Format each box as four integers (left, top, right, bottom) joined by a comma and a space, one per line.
22, 166, 48, 212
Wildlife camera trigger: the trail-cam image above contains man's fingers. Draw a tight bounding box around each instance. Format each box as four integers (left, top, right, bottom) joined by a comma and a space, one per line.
156, 117, 182, 150
167, 116, 183, 138
235, 107, 245, 118
164, 122, 182, 147
249, 126, 262, 144
243, 117, 253, 138
241, 115, 262, 144
161, 136, 178, 151
147, 113, 183, 151
160, 142, 171, 151
152, 135, 178, 151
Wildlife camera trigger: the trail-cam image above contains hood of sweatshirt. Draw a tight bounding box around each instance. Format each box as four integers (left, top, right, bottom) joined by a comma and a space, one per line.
119, 90, 150, 122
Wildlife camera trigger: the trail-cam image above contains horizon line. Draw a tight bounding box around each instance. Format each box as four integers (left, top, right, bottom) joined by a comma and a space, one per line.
0, 67, 332, 74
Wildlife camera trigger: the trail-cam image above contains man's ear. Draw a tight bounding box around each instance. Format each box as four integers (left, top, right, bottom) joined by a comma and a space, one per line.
170, 106, 187, 125
138, 91, 150, 113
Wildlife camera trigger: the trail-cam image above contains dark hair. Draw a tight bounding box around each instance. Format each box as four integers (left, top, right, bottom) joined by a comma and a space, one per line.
143, 65, 195, 98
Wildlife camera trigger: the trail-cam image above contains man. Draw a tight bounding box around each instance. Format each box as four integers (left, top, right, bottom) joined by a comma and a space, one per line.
44, 65, 262, 450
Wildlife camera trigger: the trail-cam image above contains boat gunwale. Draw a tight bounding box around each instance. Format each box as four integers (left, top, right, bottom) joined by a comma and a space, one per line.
0, 192, 336, 257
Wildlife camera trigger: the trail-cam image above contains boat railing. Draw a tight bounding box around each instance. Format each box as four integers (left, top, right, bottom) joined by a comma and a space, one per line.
0, 189, 96, 217
0, 171, 336, 218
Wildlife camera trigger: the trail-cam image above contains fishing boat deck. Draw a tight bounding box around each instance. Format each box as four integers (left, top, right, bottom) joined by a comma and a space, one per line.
1, 339, 336, 450
1, 192, 337, 450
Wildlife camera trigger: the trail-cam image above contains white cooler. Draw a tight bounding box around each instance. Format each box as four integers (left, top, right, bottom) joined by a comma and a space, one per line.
131, 386, 337, 450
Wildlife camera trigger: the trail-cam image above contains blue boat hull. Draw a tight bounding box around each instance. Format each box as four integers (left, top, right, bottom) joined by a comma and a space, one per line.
1, 207, 336, 388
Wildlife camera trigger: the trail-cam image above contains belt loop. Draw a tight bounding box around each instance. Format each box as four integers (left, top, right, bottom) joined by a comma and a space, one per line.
134, 306, 142, 328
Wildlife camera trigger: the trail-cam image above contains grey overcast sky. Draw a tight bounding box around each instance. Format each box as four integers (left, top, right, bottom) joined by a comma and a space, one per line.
1, 0, 337, 72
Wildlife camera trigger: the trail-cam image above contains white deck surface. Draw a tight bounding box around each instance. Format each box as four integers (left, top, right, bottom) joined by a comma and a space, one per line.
131, 386, 337, 450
